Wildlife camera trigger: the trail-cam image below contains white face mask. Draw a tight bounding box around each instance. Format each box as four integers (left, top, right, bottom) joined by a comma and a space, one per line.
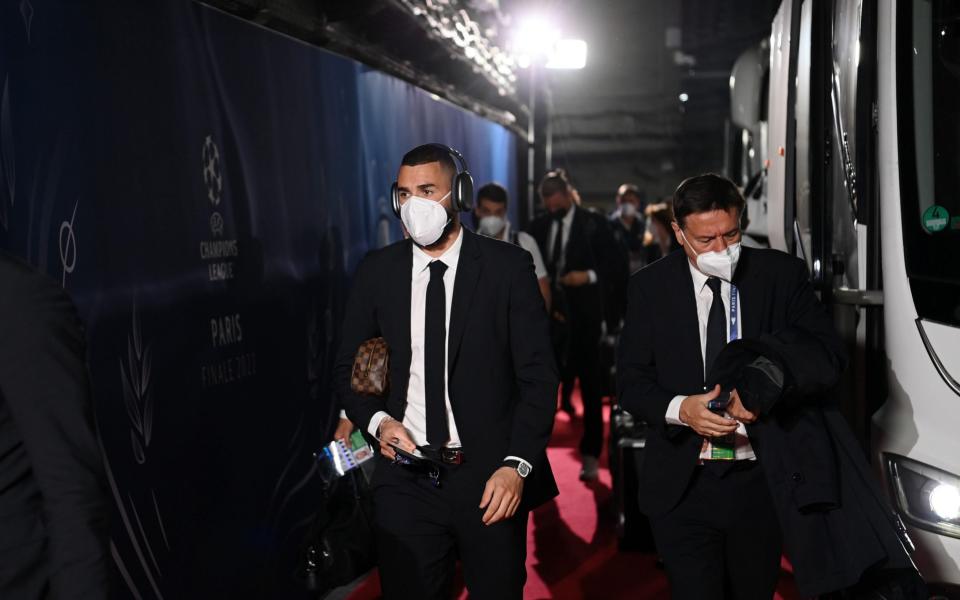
400, 192, 452, 247
679, 228, 742, 282
477, 215, 507, 238
620, 202, 638, 218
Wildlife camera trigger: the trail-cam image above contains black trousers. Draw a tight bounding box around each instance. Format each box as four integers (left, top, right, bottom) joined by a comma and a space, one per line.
565, 319, 603, 458
371, 457, 528, 600
649, 461, 782, 600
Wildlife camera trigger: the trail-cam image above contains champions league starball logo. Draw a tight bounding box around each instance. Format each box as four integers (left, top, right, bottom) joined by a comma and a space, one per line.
201, 135, 222, 206
209, 212, 224, 237
199, 134, 236, 282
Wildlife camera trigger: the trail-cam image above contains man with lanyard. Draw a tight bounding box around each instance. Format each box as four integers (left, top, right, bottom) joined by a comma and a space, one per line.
617, 173, 819, 598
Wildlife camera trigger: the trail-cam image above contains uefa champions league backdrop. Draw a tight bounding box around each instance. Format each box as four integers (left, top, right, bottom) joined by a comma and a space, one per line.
0, 2, 519, 597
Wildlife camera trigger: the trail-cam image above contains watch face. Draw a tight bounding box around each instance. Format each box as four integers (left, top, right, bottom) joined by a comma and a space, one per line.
517, 462, 531, 478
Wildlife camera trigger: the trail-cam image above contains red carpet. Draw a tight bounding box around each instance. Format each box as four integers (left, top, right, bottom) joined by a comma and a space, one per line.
348, 391, 801, 599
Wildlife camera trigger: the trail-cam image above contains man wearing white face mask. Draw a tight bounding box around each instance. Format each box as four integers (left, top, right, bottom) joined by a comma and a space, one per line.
610, 183, 648, 275
608, 183, 648, 341
334, 144, 558, 600
473, 182, 550, 307
616, 173, 879, 598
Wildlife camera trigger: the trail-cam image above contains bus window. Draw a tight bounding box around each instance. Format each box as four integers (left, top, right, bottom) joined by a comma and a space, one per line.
900, 0, 960, 327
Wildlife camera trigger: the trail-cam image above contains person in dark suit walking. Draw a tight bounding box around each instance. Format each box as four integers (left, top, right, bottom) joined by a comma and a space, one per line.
334, 144, 558, 600
527, 169, 624, 480
0, 252, 110, 599
617, 174, 917, 599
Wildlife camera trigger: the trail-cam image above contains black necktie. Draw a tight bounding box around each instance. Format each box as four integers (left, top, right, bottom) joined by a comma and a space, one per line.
425, 260, 449, 446
704, 277, 727, 379
549, 217, 564, 279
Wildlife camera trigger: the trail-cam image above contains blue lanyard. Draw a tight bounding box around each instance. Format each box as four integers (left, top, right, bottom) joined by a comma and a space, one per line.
729, 284, 740, 342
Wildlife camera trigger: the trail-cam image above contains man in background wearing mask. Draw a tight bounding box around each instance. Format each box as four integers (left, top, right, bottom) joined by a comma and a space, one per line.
617, 174, 880, 600
527, 169, 624, 481
334, 144, 558, 600
474, 182, 550, 307
607, 183, 647, 339
610, 183, 648, 275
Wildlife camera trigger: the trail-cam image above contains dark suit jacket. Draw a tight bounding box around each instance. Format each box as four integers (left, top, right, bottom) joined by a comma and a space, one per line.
334, 228, 559, 510
608, 215, 644, 322
528, 207, 625, 332
618, 248, 912, 596
0, 252, 110, 599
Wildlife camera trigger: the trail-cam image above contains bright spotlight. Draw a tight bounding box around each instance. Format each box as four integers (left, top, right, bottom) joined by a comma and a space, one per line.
546, 39, 588, 70
930, 483, 960, 521
679, 92, 689, 102
511, 17, 560, 67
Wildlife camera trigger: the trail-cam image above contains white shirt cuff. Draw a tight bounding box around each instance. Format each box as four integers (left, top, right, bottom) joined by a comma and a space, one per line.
587, 269, 598, 284
504, 455, 533, 474
665, 395, 689, 426
367, 411, 392, 439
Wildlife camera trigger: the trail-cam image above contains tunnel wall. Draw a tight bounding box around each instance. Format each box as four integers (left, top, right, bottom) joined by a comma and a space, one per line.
0, 1, 519, 597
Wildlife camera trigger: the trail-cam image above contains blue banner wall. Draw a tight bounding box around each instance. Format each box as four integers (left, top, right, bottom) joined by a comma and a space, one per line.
0, 2, 518, 598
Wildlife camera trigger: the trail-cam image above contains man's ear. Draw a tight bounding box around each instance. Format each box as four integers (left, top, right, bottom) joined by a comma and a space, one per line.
671, 221, 684, 247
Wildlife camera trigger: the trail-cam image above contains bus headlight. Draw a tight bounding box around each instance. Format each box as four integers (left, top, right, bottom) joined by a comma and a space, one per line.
929, 483, 960, 521
885, 453, 960, 539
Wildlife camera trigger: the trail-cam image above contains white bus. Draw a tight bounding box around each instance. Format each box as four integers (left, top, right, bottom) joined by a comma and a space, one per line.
728, 0, 960, 594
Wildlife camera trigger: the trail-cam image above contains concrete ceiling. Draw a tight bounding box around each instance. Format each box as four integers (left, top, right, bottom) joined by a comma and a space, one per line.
206, 0, 781, 212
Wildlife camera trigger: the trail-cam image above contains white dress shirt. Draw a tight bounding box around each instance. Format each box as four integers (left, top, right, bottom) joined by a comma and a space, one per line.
367, 229, 532, 471
664, 261, 756, 460
367, 229, 464, 447
546, 206, 597, 284
499, 222, 548, 280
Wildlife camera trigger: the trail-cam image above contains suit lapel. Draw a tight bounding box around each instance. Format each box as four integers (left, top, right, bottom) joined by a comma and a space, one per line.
390, 240, 413, 367
567, 207, 586, 264
674, 252, 706, 383
530, 218, 548, 254
448, 228, 482, 370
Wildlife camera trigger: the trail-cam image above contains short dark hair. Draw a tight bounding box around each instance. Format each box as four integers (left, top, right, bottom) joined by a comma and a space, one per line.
476, 182, 508, 206
400, 144, 457, 180
539, 168, 573, 198
617, 183, 644, 203
672, 173, 745, 228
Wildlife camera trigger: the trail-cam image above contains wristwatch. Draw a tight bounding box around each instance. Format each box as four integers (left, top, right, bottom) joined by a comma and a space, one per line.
503, 459, 532, 478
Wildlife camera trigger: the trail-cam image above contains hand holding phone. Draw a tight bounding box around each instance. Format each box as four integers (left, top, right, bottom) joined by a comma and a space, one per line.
678, 386, 738, 439
377, 417, 416, 460
389, 443, 426, 464
707, 390, 731, 414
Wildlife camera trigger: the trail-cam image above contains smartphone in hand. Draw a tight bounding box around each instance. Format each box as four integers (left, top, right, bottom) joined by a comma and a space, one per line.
707, 390, 731, 414
389, 443, 428, 464
706, 390, 736, 445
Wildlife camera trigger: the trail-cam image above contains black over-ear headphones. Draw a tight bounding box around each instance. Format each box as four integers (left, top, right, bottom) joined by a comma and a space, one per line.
391, 143, 474, 218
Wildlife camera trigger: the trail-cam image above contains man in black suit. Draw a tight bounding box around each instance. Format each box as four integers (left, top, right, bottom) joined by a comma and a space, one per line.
617, 174, 784, 598
617, 174, 916, 599
0, 252, 110, 599
527, 169, 625, 480
334, 144, 558, 600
